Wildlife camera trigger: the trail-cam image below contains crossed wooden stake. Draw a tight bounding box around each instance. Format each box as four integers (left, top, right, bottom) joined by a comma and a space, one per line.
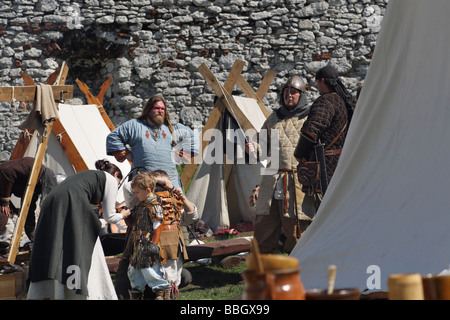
180, 60, 276, 188
3, 63, 113, 264
2, 62, 72, 263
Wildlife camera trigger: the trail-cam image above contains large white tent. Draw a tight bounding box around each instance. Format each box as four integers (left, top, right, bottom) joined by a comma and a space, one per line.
186, 96, 267, 231
183, 61, 274, 232
291, 0, 450, 293
23, 103, 131, 204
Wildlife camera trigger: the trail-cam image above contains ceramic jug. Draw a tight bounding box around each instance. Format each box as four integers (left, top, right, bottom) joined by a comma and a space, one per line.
242, 253, 305, 300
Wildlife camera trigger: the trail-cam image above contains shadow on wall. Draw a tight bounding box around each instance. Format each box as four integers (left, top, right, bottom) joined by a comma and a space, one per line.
48, 26, 136, 103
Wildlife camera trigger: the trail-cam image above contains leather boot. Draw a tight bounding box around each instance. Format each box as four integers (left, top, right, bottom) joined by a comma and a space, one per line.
154, 290, 165, 300
129, 289, 143, 300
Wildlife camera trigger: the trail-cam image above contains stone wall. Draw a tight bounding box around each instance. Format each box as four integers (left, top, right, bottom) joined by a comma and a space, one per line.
0, 0, 388, 159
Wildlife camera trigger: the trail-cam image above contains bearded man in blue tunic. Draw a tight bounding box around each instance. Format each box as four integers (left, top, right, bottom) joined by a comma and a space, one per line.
106, 95, 199, 189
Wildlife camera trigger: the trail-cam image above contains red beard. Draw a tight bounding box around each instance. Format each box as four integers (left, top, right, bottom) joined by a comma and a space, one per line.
151, 114, 165, 126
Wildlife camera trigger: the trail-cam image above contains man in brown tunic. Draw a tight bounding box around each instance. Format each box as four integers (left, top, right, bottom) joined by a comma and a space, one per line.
0, 157, 54, 250
295, 65, 354, 205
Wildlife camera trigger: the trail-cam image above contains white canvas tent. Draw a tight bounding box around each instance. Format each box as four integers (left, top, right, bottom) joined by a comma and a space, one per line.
186, 97, 267, 231
22, 103, 131, 204
183, 61, 275, 232
11, 72, 131, 205
290, 0, 450, 293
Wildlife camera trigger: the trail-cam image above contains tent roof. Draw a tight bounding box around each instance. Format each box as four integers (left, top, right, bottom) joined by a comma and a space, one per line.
185, 61, 274, 231
24, 103, 131, 203
186, 100, 267, 231
291, 0, 450, 293
231, 95, 267, 132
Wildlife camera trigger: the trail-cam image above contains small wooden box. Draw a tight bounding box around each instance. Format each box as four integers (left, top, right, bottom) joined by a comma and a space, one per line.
0, 273, 16, 299
0, 270, 26, 300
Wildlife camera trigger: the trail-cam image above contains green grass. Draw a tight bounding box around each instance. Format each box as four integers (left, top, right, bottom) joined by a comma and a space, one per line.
177, 260, 247, 300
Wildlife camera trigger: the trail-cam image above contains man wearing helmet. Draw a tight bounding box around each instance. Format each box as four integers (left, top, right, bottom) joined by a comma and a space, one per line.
246, 75, 316, 254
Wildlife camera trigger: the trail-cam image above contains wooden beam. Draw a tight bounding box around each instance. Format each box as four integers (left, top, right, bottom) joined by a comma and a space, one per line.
198, 60, 246, 153
256, 69, 277, 101
97, 76, 113, 105
224, 60, 245, 93
185, 238, 252, 261
10, 69, 70, 161
10, 68, 73, 161
7, 122, 54, 264
52, 120, 89, 172
198, 64, 256, 133
75, 78, 115, 131
9, 129, 34, 160
45, 67, 60, 85
19, 71, 35, 86
180, 61, 245, 188
105, 237, 252, 272
180, 60, 274, 189
55, 61, 69, 86
76, 78, 101, 105
0, 85, 73, 102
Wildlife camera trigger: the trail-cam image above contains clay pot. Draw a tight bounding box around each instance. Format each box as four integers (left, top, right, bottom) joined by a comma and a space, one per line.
422, 275, 438, 300
246, 253, 299, 271
423, 275, 450, 300
305, 288, 361, 300
388, 273, 424, 300
242, 254, 305, 300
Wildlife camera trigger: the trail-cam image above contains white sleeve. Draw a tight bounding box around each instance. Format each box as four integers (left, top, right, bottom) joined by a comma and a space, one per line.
123, 181, 139, 210
180, 204, 198, 226
102, 172, 123, 225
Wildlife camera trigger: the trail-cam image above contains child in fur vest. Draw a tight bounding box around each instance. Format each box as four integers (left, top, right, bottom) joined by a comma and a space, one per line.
127, 173, 169, 300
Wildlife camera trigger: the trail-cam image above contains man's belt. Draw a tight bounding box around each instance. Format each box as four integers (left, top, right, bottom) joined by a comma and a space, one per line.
324, 149, 342, 156
162, 224, 178, 231
278, 169, 296, 173
132, 230, 150, 235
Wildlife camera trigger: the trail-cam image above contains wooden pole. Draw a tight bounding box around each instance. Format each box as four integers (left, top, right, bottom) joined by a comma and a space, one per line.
7, 122, 54, 263
0, 85, 72, 102
180, 61, 275, 188
180, 61, 245, 188
7, 62, 69, 264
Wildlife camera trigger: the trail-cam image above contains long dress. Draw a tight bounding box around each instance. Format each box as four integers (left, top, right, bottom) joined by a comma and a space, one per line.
27, 170, 123, 300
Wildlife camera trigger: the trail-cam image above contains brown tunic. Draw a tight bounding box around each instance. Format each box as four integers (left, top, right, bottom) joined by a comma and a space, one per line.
299, 92, 349, 182
0, 157, 44, 236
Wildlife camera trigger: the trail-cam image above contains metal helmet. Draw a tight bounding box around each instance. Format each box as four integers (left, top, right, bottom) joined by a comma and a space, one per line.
282, 75, 306, 94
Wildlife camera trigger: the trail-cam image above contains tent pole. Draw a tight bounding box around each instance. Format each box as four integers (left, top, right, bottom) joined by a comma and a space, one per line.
7, 62, 69, 264
7, 121, 54, 263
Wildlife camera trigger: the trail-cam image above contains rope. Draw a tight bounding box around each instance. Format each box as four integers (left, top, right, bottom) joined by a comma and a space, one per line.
10, 87, 18, 109
56, 131, 66, 142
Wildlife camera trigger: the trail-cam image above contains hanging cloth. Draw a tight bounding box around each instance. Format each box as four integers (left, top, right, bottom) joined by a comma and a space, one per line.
20, 82, 59, 131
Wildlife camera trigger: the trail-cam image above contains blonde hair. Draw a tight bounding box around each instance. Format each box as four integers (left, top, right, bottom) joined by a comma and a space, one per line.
131, 172, 156, 192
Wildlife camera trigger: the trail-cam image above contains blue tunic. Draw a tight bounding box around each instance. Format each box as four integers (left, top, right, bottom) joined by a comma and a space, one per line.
106, 119, 199, 189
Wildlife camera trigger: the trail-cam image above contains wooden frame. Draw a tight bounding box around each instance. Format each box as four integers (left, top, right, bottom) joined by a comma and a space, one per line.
180, 60, 276, 188
5, 66, 115, 263
6, 62, 72, 263
10, 66, 71, 160
75, 77, 115, 131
